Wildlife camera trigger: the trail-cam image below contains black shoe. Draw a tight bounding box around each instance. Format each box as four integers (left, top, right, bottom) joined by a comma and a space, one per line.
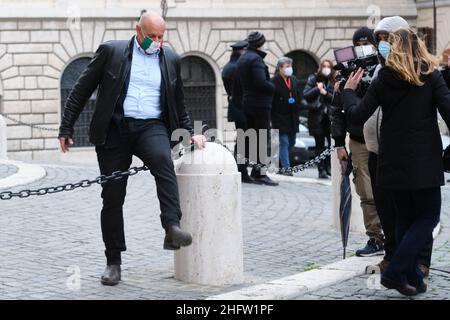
164, 225, 193, 250
253, 175, 279, 186
318, 170, 329, 179
381, 275, 418, 296
242, 175, 256, 184
101, 265, 121, 286
277, 170, 294, 176
356, 239, 385, 257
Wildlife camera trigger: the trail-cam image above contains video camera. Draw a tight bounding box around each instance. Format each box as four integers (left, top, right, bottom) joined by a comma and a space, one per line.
333, 45, 379, 97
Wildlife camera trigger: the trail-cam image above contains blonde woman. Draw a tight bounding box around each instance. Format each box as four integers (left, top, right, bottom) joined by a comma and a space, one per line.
342, 28, 450, 296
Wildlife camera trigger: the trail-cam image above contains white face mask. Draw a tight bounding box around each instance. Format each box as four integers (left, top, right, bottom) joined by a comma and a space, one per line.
322, 67, 331, 77
284, 67, 293, 77
259, 46, 268, 53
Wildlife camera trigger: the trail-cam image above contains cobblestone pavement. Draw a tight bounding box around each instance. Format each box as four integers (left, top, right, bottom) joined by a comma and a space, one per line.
0, 161, 448, 300
0, 164, 18, 179
0, 160, 366, 300
297, 184, 450, 300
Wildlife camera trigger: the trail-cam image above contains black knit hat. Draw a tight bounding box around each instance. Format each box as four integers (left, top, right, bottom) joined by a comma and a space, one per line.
352, 27, 376, 46
247, 31, 266, 49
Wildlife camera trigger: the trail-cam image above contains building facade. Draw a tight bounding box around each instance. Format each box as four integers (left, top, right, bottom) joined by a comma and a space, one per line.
0, 0, 445, 160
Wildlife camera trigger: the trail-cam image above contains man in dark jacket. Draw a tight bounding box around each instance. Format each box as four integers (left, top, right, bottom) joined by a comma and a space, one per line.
331, 27, 384, 257
58, 12, 205, 286
237, 31, 278, 186
222, 40, 254, 183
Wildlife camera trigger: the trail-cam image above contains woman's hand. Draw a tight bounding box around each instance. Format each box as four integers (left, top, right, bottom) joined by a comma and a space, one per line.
344, 68, 364, 91
317, 82, 328, 95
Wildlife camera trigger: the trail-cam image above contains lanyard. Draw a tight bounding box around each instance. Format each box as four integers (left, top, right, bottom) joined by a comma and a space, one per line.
284, 77, 293, 98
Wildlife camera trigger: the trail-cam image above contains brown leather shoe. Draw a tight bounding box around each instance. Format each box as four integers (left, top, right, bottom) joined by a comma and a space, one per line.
164, 225, 193, 250
381, 276, 418, 296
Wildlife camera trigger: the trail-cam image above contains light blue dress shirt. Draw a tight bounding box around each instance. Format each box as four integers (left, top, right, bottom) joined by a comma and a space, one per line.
123, 37, 162, 119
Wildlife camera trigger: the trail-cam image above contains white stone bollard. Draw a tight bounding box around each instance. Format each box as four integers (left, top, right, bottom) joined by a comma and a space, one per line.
174, 142, 244, 286
331, 144, 366, 234
0, 115, 7, 159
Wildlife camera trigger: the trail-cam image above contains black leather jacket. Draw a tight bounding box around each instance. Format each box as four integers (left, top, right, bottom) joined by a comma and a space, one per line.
59, 36, 193, 146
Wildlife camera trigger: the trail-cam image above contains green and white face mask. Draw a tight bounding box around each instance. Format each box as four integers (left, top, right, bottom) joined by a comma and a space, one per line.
140, 32, 162, 55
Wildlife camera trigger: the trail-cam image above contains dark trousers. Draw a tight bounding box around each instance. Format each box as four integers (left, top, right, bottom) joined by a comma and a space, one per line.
234, 121, 249, 178
244, 108, 271, 176
383, 187, 440, 285
313, 134, 331, 173
95, 119, 182, 265
368, 152, 434, 266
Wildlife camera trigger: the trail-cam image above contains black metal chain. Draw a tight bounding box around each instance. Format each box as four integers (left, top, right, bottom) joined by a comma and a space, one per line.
0, 113, 59, 132
0, 142, 334, 200
0, 166, 149, 200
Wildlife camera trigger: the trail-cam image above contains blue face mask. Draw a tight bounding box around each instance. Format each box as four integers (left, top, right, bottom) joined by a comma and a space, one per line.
378, 41, 391, 60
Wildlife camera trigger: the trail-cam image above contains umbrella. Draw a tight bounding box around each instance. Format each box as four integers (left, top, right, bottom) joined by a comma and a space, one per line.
339, 157, 353, 259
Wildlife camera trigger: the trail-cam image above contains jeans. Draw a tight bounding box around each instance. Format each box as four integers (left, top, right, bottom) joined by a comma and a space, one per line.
279, 133, 296, 169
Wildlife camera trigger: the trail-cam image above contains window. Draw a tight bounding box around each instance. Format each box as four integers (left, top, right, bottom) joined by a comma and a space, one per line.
60, 57, 96, 147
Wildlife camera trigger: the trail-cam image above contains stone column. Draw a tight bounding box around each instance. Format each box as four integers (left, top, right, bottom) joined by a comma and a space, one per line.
174, 142, 244, 286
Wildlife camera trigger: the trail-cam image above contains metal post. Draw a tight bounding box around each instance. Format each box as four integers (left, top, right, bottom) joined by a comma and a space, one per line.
433, 0, 437, 55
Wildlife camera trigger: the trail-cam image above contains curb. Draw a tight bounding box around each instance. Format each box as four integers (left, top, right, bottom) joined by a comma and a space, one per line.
268, 173, 332, 186
0, 159, 46, 190
207, 256, 379, 300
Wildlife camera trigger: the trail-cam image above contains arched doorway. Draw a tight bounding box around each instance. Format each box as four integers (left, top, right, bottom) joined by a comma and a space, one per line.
60, 57, 96, 147
286, 50, 319, 95
180, 56, 216, 129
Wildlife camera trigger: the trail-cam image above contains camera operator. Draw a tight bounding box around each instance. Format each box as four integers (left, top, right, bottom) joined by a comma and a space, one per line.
331, 27, 385, 257
341, 28, 450, 296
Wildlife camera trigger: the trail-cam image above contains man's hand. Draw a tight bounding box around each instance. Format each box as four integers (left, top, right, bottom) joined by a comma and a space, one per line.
334, 81, 342, 94
344, 68, 364, 91
191, 135, 206, 149
59, 136, 74, 153
337, 148, 349, 161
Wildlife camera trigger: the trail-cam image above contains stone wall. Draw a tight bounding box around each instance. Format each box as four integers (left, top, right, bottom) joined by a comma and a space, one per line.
0, 0, 418, 160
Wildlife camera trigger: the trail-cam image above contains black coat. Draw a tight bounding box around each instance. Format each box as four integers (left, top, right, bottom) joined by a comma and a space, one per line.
236, 48, 275, 109
442, 67, 450, 89
303, 74, 334, 136
342, 67, 450, 190
222, 55, 246, 123
271, 74, 300, 134
59, 36, 193, 146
